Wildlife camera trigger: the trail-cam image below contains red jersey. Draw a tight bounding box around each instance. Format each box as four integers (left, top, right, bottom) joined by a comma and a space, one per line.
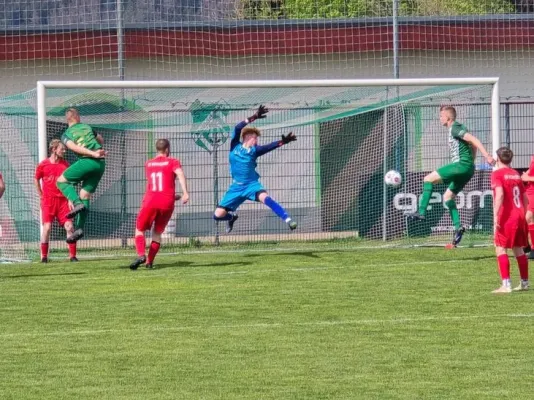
491, 167, 526, 223
525, 155, 534, 195
35, 158, 70, 199
142, 155, 182, 210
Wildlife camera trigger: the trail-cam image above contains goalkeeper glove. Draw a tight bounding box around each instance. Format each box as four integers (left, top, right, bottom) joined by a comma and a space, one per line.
281, 132, 297, 144
248, 104, 269, 122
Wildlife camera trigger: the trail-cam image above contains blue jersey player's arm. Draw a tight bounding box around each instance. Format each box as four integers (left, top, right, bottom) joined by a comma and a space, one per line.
230, 121, 248, 151
256, 132, 297, 157
255, 140, 283, 157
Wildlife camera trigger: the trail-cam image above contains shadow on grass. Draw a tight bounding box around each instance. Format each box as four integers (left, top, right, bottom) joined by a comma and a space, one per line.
122, 261, 254, 270
2, 272, 86, 279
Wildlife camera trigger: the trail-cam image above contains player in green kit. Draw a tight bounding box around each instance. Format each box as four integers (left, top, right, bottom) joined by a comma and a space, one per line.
56, 108, 106, 243
406, 106, 495, 247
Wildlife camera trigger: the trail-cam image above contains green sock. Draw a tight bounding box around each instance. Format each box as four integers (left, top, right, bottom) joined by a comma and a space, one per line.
75, 199, 91, 230
418, 182, 433, 216
445, 199, 461, 230
57, 182, 81, 204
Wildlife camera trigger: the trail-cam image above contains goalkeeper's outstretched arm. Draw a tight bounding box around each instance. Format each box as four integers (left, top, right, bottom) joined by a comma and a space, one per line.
256, 132, 297, 157
230, 105, 270, 150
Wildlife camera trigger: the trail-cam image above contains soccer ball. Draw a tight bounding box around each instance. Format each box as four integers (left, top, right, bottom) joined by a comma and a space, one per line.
384, 170, 402, 188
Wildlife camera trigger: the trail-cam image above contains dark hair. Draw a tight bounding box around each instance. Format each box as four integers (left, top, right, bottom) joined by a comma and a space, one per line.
496, 147, 513, 165
440, 106, 457, 120
156, 138, 170, 152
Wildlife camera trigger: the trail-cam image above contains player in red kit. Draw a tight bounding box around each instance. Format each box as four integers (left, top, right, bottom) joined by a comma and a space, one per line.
34, 139, 77, 263
521, 154, 534, 259
130, 139, 189, 270
491, 147, 529, 294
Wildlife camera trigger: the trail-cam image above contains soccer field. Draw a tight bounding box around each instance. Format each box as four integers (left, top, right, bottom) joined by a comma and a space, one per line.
1, 248, 533, 399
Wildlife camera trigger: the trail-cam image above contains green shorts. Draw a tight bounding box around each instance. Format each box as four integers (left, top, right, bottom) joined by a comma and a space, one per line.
63, 158, 106, 193
437, 162, 475, 194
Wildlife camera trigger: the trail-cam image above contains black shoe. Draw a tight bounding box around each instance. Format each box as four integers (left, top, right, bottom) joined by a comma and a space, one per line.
66, 203, 86, 219
130, 255, 146, 270
405, 212, 425, 221
70, 257, 79, 262
146, 263, 153, 269
288, 220, 298, 230
41, 257, 48, 263
524, 245, 531, 254
66, 229, 84, 244
452, 226, 466, 247
226, 214, 238, 233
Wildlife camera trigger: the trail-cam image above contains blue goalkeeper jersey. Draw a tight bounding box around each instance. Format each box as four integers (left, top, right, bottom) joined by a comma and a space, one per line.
228, 121, 282, 185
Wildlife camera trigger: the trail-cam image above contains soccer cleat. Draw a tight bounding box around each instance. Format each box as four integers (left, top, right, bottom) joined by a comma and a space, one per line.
226, 214, 238, 233
492, 285, 512, 294
405, 212, 425, 221
524, 245, 531, 254
129, 255, 146, 270
513, 281, 529, 291
288, 220, 298, 230
41, 257, 48, 263
66, 203, 86, 219
452, 226, 466, 247
66, 229, 84, 244
70, 257, 79, 262
146, 263, 153, 269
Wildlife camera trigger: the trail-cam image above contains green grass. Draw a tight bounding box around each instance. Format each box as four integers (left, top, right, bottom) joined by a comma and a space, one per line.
1, 247, 534, 399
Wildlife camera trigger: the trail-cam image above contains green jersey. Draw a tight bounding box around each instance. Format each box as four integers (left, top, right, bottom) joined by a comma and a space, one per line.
61, 123, 101, 158
448, 121, 473, 164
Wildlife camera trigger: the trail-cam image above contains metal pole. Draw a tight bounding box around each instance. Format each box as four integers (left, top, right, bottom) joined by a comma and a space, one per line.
117, 0, 125, 81
213, 133, 220, 246
504, 103, 510, 147
392, 0, 400, 80
382, 105, 388, 242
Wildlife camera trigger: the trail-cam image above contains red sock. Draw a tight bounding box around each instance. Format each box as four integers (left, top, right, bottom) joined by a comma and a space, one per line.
135, 235, 146, 257
529, 224, 534, 247
516, 254, 529, 281
147, 241, 161, 264
68, 243, 77, 258
497, 254, 510, 280
40, 243, 49, 258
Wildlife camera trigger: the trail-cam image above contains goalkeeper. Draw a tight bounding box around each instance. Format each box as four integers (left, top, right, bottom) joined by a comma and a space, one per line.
56, 108, 106, 243
406, 106, 495, 247
213, 105, 298, 233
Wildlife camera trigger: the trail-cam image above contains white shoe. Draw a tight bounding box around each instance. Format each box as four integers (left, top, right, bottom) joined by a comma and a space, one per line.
492, 285, 512, 294
513, 282, 529, 291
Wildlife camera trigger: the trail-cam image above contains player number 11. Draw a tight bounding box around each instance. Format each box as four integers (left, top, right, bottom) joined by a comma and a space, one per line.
151, 172, 163, 192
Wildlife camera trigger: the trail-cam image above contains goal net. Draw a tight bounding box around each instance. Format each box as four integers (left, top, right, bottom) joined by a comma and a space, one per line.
0, 79, 499, 261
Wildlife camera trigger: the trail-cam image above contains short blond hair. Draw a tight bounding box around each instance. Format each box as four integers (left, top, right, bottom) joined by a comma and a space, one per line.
440, 105, 457, 120
49, 139, 63, 153
241, 126, 261, 141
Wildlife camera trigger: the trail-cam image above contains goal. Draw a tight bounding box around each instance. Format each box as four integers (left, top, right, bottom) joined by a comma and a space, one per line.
0, 78, 500, 261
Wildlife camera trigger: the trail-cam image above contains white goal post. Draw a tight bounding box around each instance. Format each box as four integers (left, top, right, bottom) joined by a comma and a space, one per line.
27, 77, 502, 258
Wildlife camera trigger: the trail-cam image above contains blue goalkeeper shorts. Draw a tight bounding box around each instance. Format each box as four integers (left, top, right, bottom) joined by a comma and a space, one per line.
218, 181, 266, 212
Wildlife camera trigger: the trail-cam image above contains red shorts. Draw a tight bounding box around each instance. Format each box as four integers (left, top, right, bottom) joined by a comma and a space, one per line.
136, 206, 174, 234
41, 197, 71, 226
527, 193, 534, 213
494, 220, 528, 249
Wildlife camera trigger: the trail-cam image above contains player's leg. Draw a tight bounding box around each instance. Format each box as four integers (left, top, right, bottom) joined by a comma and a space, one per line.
40, 201, 53, 263
512, 246, 529, 291
40, 222, 52, 263
214, 184, 244, 233
57, 199, 77, 261
493, 245, 512, 294
67, 159, 106, 243
444, 165, 474, 246
145, 209, 174, 268
256, 191, 297, 230
57, 161, 85, 211
130, 207, 156, 270
405, 170, 443, 220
